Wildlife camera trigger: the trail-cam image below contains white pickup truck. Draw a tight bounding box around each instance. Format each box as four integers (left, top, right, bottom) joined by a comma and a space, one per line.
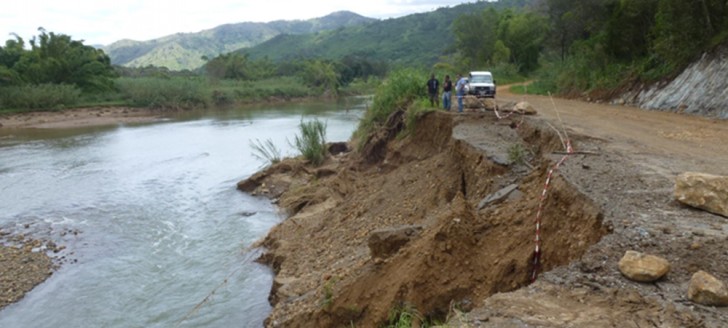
466, 71, 496, 98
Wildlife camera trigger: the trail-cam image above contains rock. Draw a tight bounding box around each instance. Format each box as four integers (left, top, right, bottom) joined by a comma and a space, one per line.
328, 142, 349, 155
687, 271, 728, 306
368, 225, 423, 259
463, 96, 481, 109
675, 172, 728, 217
477, 184, 519, 210
269, 276, 300, 305
499, 101, 517, 112
618, 250, 670, 282
514, 101, 537, 115
462, 96, 496, 111
481, 98, 497, 111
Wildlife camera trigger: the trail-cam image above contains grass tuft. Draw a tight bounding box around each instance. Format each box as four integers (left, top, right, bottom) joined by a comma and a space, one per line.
293, 118, 327, 166
250, 138, 282, 167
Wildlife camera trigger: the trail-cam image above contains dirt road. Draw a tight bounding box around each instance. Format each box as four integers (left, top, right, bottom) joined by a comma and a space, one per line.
497, 88, 728, 176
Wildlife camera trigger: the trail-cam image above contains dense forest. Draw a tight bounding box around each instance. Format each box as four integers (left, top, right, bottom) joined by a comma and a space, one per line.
2, 0, 728, 111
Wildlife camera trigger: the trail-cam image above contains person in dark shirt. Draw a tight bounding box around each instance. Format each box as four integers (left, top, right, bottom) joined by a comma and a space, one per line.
426, 74, 440, 107
442, 75, 453, 111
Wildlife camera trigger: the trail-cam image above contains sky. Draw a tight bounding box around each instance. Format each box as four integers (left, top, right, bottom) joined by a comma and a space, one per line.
1, 0, 471, 46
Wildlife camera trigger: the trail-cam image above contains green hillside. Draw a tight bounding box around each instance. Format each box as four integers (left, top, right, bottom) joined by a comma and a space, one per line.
103, 11, 375, 71
241, 1, 532, 67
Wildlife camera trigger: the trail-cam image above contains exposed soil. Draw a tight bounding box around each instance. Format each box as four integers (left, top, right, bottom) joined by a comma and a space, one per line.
241, 88, 728, 327
0, 107, 163, 129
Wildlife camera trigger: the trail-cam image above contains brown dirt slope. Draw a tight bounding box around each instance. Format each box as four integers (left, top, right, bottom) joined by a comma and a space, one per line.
241, 89, 728, 327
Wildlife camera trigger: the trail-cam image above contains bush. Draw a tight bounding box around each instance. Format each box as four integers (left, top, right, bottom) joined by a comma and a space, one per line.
293, 119, 327, 166
116, 77, 210, 109
0, 83, 81, 110
353, 68, 426, 143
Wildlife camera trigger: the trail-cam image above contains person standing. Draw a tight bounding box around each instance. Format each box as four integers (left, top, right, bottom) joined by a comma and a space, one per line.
455, 73, 467, 113
426, 74, 440, 107
442, 75, 452, 111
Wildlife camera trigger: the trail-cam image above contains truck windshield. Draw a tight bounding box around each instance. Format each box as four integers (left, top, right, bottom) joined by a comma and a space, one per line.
470, 75, 493, 83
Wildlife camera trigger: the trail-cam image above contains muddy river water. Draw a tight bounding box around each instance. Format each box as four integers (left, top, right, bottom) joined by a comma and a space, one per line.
0, 99, 365, 327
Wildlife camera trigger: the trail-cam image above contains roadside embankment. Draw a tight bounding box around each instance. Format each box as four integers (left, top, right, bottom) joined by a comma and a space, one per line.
619, 46, 728, 119
239, 111, 614, 327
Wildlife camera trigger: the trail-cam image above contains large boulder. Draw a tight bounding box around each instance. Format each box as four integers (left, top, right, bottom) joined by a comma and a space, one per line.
368, 225, 423, 259
674, 172, 728, 217
687, 270, 728, 306
618, 250, 670, 282
462, 96, 496, 111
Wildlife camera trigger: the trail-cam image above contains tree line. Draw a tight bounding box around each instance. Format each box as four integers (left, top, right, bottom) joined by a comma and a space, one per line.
0, 28, 116, 92
451, 0, 728, 95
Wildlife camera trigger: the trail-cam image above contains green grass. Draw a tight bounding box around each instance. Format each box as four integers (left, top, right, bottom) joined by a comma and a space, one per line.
385, 304, 427, 328
293, 118, 328, 166
353, 68, 426, 145
508, 82, 553, 96
0, 84, 81, 111
250, 138, 283, 167
115, 77, 210, 110
1, 75, 350, 113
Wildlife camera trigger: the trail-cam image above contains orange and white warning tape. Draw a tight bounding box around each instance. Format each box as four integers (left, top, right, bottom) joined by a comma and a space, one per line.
530, 139, 573, 282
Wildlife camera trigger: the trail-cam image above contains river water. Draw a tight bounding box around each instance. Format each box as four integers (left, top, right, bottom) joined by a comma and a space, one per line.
0, 99, 365, 327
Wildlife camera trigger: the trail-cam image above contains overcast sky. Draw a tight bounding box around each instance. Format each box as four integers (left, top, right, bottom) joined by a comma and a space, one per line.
1, 0, 472, 46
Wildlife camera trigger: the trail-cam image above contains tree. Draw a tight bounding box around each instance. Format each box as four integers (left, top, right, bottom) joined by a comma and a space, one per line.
452, 8, 499, 68
299, 60, 339, 93
652, 0, 728, 69
10, 28, 116, 91
604, 0, 659, 61
0, 36, 25, 85
501, 12, 549, 72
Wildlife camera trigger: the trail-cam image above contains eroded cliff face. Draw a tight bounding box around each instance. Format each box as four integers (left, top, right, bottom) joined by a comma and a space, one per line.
623, 48, 728, 119
241, 111, 609, 327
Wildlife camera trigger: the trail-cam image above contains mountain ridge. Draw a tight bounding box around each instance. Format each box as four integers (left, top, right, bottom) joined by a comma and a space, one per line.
103, 11, 375, 70
241, 1, 532, 68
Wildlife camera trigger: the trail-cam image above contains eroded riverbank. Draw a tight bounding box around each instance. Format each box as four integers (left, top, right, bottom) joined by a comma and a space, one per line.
240, 104, 728, 327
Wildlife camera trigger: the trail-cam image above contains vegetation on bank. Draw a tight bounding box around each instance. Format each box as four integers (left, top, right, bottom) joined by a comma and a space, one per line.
0, 31, 384, 113
4, 0, 728, 113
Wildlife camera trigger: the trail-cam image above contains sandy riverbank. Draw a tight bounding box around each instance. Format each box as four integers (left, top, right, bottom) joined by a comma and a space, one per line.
0, 107, 164, 129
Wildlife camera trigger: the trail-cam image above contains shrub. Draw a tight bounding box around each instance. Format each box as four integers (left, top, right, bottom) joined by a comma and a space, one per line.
353, 68, 425, 143
293, 119, 327, 166
0, 83, 81, 110
116, 77, 209, 109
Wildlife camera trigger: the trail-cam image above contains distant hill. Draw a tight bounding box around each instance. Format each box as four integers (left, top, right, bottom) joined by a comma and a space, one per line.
241, 1, 533, 67
103, 11, 375, 71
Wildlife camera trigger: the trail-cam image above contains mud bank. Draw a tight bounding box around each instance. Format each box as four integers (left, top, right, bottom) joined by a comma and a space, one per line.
239, 111, 640, 327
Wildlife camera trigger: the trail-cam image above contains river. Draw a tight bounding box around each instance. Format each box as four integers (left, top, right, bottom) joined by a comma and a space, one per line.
0, 99, 366, 327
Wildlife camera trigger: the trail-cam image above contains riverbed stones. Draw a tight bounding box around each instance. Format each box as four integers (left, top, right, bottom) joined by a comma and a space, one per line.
688, 271, 728, 307
618, 250, 670, 282
368, 225, 423, 259
674, 172, 728, 217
